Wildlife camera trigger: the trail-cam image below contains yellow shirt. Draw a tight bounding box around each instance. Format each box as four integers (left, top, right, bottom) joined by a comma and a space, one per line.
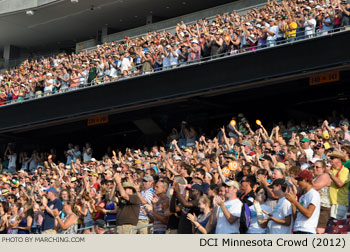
329, 166, 350, 206
287, 22, 297, 38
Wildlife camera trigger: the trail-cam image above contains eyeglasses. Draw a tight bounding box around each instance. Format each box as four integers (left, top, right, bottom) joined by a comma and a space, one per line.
314, 166, 322, 169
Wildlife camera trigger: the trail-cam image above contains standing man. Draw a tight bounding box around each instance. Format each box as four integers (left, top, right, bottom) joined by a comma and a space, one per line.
4, 143, 17, 174
144, 180, 169, 234
267, 179, 292, 234
327, 151, 349, 220
214, 180, 242, 234
135, 175, 155, 234
286, 170, 320, 234
41, 187, 63, 234
114, 174, 141, 234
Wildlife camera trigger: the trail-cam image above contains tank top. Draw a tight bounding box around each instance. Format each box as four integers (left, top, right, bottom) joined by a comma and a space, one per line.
18, 216, 30, 234
153, 196, 168, 233
313, 177, 331, 208
59, 214, 78, 234
104, 202, 116, 222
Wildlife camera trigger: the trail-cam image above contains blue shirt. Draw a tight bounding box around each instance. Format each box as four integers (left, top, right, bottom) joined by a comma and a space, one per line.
42, 198, 62, 231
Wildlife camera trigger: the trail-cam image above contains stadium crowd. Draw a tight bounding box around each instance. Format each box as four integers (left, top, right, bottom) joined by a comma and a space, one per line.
0, 112, 350, 234
1, 0, 350, 104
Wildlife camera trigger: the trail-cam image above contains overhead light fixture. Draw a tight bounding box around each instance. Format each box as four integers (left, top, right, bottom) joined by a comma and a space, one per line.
71, 0, 79, 3
26, 10, 35, 16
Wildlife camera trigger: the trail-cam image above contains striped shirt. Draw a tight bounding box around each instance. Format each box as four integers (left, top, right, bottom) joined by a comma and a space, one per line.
139, 187, 155, 220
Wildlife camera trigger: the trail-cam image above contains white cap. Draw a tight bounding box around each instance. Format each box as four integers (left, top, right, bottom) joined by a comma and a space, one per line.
191, 39, 199, 44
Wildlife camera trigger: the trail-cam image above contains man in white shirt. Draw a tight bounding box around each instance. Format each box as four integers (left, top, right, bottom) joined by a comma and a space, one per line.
267, 179, 292, 234
65, 143, 74, 165
297, 138, 314, 161
303, 13, 316, 38
5, 143, 17, 174
286, 170, 320, 234
264, 19, 279, 47
118, 53, 132, 73
214, 180, 242, 234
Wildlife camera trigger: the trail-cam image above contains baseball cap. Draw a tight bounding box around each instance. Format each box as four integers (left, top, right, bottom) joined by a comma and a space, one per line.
224, 180, 240, 190
122, 182, 136, 192
142, 175, 154, 182
190, 184, 205, 194
242, 141, 251, 147
260, 155, 272, 162
46, 187, 57, 194
94, 219, 106, 229
271, 178, 287, 187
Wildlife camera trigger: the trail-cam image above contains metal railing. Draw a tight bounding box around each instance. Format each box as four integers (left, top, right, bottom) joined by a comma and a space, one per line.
130, 224, 153, 234
1, 25, 349, 107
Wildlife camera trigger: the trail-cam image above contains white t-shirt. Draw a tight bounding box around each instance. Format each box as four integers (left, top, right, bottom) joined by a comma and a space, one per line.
267, 25, 279, 41
268, 197, 292, 234
297, 148, 314, 161
215, 198, 242, 234
170, 50, 179, 66
293, 188, 320, 234
304, 18, 316, 36
66, 149, 74, 165
83, 148, 92, 162
247, 203, 272, 234
120, 58, 131, 72
8, 153, 17, 168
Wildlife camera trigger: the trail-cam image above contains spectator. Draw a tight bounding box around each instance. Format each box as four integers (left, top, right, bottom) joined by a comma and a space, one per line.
186, 195, 213, 234
135, 175, 155, 234
312, 160, 331, 233
286, 170, 321, 234
267, 179, 292, 234
145, 180, 169, 234
94, 219, 107, 234
114, 174, 141, 234
214, 180, 242, 234
327, 151, 349, 220
247, 186, 271, 234
41, 187, 62, 234
54, 200, 78, 234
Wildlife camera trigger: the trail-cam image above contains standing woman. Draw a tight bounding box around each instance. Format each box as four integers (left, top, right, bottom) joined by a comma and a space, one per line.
80, 194, 94, 234
54, 201, 78, 234
0, 202, 9, 234
312, 160, 331, 234
15, 203, 34, 234
186, 126, 197, 147
247, 186, 272, 234
92, 193, 106, 221
7, 202, 22, 234
186, 195, 213, 234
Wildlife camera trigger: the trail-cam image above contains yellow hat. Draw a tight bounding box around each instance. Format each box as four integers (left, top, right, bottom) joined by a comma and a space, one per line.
322, 131, 330, 139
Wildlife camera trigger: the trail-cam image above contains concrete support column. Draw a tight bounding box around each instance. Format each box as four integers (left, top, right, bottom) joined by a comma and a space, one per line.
3, 45, 20, 68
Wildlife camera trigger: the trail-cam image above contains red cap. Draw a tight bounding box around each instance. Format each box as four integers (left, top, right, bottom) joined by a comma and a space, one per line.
296, 170, 313, 182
